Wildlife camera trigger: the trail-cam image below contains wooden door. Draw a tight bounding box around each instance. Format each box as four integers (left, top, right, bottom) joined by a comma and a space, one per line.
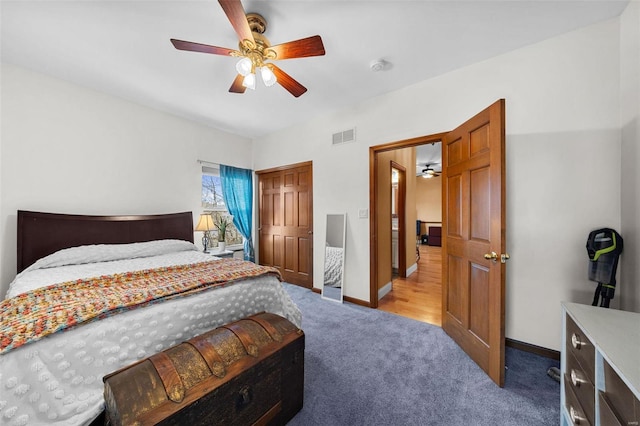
441, 99, 507, 387
257, 162, 313, 288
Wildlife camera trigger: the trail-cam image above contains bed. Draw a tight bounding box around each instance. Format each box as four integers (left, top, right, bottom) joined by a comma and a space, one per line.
0, 211, 301, 426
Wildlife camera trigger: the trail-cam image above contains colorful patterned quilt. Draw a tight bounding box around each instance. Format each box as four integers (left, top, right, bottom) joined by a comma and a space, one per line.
0, 259, 281, 354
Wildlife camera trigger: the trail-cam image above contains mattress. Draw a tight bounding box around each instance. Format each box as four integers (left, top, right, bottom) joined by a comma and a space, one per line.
0, 240, 301, 426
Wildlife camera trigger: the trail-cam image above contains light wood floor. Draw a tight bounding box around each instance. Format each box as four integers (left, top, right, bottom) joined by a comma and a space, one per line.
378, 245, 442, 326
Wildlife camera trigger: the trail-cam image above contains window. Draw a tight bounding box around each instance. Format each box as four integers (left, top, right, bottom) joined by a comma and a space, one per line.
201, 167, 243, 247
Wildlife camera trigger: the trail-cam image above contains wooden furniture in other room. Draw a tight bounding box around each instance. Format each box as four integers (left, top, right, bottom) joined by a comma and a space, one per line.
427, 226, 442, 247
104, 312, 305, 426
561, 302, 640, 426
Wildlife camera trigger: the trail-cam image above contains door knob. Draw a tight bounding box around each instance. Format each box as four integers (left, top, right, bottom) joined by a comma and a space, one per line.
484, 252, 510, 263
484, 252, 498, 262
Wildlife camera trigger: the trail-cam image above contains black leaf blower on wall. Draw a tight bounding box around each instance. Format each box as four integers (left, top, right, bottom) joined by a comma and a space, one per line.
586, 228, 623, 308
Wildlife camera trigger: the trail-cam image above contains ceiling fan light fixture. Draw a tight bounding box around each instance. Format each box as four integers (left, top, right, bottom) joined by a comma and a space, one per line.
242, 73, 256, 90
170, 0, 325, 97
236, 57, 253, 76
260, 66, 277, 87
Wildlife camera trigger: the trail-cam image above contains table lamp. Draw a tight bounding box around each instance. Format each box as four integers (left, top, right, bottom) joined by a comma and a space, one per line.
195, 213, 215, 252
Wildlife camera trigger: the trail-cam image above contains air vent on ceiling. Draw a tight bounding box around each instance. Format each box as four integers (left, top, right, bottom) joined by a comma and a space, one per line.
332, 128, 356, 145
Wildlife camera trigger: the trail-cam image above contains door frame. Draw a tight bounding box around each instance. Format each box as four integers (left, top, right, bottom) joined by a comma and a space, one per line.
369, 134, 447, 307
391, 162, 407, 278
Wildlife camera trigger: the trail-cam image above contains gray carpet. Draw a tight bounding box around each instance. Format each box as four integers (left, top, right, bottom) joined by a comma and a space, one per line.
283, 283, 560, 426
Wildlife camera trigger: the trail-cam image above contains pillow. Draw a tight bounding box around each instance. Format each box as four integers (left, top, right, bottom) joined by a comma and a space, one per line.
23, 239, 198, 273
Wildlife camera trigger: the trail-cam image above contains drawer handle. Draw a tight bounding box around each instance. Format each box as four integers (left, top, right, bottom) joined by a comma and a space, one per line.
569, 406, 586, 424
570, 369, 587, 387
237, 385, 253, 409
571, 333, 582, 350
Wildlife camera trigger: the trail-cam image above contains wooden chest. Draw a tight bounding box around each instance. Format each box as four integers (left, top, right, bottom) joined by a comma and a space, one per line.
103, 312, 304, 426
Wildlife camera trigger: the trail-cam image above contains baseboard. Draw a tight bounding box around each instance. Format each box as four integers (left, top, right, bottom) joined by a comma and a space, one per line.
506, 338, 560, 361
343, 295, 369, 307
378, 281, 392, 300
310, 286, 370, 307
406, 262, 417, 276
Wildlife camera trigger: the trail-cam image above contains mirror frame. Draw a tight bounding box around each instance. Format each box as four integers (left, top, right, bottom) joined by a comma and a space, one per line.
321, 213, 346, 303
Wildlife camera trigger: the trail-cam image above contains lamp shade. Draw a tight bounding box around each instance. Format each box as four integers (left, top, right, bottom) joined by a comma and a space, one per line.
195, 214, 215, 231
242, 73, 256, 90
260, 66, 277, 87
236, 57, 252, 77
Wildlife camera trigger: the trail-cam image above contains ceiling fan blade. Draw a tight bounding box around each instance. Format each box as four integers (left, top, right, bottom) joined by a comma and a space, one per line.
270, 64, 307, 97
171, 39, 237, 56
229, 74, 246, 94
218, 0, 254, 44
268, 35, 326, 60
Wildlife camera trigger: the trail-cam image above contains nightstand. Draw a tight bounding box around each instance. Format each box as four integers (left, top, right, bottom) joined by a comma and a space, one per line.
209, 249, 234, 258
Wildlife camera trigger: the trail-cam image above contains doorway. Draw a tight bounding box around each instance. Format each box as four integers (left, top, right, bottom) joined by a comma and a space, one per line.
380, 144, 443, 326
390, 163, 406, 280
369, 133, 446, 309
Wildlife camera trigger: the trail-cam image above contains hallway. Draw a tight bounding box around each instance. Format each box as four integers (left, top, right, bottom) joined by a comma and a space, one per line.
378, 245, 442, 326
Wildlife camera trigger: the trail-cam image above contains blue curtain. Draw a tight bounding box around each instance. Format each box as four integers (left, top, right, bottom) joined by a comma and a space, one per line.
220, 164, 255, 262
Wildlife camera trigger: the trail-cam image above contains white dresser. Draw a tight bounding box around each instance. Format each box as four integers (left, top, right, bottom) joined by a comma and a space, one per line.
561, 302, 640, 425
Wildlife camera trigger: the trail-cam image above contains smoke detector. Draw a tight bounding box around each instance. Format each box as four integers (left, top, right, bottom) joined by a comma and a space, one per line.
370, 59, 390, 72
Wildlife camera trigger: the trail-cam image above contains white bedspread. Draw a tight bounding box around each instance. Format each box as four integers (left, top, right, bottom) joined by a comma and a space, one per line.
0, 241, 301, 426
324, 246, 344, 288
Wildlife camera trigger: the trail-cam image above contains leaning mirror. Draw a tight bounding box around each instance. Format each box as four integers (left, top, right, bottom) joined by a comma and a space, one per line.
322, 213, 346, 302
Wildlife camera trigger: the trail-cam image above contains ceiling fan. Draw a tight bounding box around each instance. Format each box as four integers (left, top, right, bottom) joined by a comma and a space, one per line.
170, 0, 325, 97
421, 163, 441, 178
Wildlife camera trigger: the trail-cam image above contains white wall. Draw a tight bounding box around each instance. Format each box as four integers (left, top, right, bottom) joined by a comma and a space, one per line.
416, 176, 442, 224
619, 0, 640, 312
0, 63, 253, 297
253, 18, 622, 350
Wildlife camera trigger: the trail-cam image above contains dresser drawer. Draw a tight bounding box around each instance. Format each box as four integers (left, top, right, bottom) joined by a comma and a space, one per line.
565, 350, 595, 424
564, 375, 592, 426
598, 392, 623, 426
603, 359, 640, 426
565, 315, 595, 384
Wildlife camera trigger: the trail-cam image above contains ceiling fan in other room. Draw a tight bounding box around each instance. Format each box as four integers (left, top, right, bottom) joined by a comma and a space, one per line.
170, 0, 325, 97
421, 163, 441, 178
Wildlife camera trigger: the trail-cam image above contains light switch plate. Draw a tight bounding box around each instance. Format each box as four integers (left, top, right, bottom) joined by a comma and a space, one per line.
358, 208, 368, 219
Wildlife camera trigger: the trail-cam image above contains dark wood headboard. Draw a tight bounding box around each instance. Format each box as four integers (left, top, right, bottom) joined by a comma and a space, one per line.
17, 211, 194, 273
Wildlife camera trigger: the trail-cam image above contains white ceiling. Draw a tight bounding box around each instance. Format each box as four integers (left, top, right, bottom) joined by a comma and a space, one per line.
1, 0, 628, 139
415, 143, 442, 176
